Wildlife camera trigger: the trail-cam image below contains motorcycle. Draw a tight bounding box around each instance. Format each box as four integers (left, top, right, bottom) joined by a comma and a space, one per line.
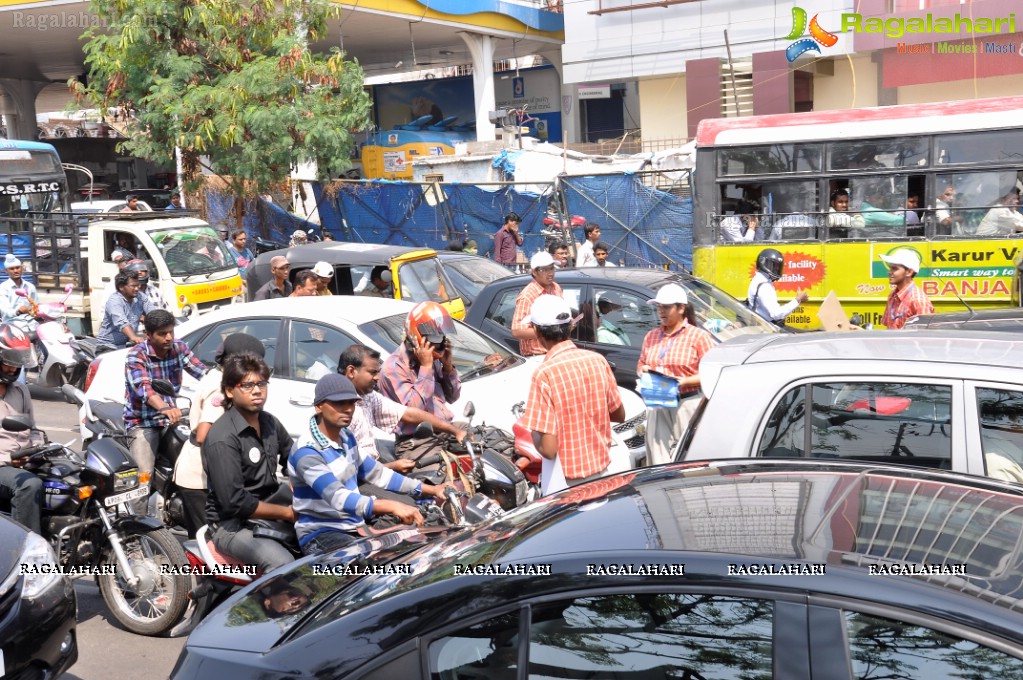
251, 236, 287, 255
78, 378, 194, 535
1, 384, 190, 636
407, 402, 534, 513
510, 402, 543, 487
541, 212, 586, 258
12, 284, 82, 389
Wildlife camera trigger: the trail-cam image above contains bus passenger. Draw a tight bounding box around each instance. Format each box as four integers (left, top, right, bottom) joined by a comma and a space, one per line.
860, 186, 907, 233
879, 249, 933, 330
719, 200, 760, 242
935, 185, 962, 234
977, 189, 1023, 236
827, 190, 865, 238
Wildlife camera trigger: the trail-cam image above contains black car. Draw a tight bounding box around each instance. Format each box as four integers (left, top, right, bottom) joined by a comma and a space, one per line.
0, 516, 78, 678
905, 307, 1023, 333
435, 251, 515, 307
463, 267, 777, 386
173, 460, 1023, 679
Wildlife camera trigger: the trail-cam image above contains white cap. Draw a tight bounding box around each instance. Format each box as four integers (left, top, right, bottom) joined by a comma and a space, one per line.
648, 283, 688, 306
528, 294, 572, 326
530, 251, 555, 270
111, 251, 125, 262
3, 253, 22, 269
312, 261, 333, 278
879, 248, 921, 274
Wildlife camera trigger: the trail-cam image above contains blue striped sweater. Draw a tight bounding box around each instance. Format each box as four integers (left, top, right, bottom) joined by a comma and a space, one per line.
288, 416, 422, 546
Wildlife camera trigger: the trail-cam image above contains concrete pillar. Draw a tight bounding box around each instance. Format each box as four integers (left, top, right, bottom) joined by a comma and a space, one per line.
460, 32, 497, 142
539, 48, 579, 144
0, 79, 48, 141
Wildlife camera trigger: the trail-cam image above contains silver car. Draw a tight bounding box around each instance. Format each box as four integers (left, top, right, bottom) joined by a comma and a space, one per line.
676, 330, 1023, 483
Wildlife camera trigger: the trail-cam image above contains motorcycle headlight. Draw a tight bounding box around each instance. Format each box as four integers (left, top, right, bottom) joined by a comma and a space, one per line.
18, 532, 62, 599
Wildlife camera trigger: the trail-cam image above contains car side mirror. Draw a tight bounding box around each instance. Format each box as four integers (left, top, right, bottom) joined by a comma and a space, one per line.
1, 415, 32, 432
151, 379, 176, 397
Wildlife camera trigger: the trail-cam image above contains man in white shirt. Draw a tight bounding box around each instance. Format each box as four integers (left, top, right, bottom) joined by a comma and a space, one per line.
719, 200, 760, 243
593, 242, 617, 267
0, 255, 38, 326
747, 248, 808, 327
575, 223, 601, 267
977, 189, 1023, 236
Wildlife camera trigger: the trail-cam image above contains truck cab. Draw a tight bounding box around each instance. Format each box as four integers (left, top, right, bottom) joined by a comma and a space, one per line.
84, 213, 244, 333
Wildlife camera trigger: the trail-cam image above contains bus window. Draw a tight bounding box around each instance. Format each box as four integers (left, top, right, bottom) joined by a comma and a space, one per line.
717, 144, 821, 176
936, 170, 1023, 236
757, 180, 818, 240
829, 138, 929, 171
936, 129, 1023, 165
848, 176, 908, 238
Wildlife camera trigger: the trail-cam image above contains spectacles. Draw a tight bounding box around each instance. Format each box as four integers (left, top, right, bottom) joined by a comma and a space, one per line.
235, 380, 269, 392
534, 266, 555, 274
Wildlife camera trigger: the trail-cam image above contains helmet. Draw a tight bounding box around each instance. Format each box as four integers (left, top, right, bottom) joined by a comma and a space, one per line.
756, 248, 785, 282
0, 323, 36, 383
405, 301, 455, 348
123, 259, 151, 285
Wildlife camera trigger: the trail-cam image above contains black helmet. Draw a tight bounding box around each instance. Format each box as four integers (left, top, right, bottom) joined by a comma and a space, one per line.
123, 258, 151, 286
756, 249, 785, 282
0, 323, 35, 383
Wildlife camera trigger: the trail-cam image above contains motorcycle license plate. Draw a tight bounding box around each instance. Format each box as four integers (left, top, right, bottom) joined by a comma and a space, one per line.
104, 484, 149, 507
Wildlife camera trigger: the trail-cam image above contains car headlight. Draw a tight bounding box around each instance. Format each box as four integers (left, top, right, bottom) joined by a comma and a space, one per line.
19, 532, 62, 599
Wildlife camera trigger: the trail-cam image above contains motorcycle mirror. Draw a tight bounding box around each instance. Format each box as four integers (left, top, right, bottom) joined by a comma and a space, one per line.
413, 422, 435, 439
14, 290, 26, 298
1, 415, 31, 432
151, 379, 176, 397
463, 402, 475, 419
63, 283, 74, 294
61, 383, 84, 405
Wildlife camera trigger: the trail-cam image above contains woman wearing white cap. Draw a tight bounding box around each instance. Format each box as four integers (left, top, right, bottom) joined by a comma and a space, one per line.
637, 284, 714, 465
879, 248, 933, 330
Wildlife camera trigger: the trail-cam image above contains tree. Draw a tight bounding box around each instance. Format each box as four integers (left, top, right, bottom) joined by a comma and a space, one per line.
72, 0, 372, 199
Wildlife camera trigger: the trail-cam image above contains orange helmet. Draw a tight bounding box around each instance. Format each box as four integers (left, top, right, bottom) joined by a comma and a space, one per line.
405, 301, 454, 348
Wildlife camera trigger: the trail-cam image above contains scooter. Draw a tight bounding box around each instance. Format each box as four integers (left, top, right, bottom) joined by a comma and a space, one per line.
511, 401, 543, 486
13, 284, 81, 389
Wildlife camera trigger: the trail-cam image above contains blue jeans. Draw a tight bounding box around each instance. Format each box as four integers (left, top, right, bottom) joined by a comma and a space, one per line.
0, 465, 42, 534
301, 529, 358, 556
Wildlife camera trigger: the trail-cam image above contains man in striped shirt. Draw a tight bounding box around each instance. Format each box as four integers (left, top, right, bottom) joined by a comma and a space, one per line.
879, 249, 933, 330
512, 251, 564, 356
522, 295, 625, 495
288, 374, 451, 555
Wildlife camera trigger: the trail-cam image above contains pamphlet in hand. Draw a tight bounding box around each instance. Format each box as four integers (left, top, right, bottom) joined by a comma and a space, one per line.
638, 370, 680, 408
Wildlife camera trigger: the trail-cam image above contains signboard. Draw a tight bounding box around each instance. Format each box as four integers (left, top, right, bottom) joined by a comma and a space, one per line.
578, 84, 611, 100
0, 181, 62, 196
383, 151, 406, 173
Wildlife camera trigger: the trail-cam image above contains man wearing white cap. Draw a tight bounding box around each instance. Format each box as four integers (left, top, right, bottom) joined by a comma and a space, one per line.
521, 295, 624, 495
879, 249, 933, 330
0, 254, 38, 326
638, 284, 714, 465
312, 261, 334, 296
511, 251, 564, 357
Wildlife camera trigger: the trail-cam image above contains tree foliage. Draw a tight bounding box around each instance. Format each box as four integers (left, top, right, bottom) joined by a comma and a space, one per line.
72, 0, 372, 197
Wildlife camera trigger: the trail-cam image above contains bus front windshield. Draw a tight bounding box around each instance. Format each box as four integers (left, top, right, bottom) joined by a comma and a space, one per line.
151, 226, 237, 277
0, 148, 70, 217
0, 188, 67, 218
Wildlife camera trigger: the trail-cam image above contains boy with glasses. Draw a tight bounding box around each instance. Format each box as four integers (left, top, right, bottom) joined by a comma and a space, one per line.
203, 353, 296, 572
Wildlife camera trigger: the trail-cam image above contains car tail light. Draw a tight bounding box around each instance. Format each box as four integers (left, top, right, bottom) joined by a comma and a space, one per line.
84, 358, 101, 392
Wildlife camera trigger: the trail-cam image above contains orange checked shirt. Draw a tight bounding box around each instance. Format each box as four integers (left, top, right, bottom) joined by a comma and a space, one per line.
512, 279, 564, 356
881, 282, 934, 330
521, 341, 622, 480
638, 321, 714, 395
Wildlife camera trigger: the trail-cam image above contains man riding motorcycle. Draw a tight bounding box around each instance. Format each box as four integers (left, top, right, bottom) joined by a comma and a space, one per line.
0, 323, 41, 533
378, 302, 465, 467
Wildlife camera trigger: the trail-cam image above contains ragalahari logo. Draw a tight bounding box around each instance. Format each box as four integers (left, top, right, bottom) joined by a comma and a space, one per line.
784, 7, 839, 62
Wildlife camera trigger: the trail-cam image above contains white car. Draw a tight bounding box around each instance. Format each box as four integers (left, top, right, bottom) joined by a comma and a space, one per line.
70, 199, 154, 213
677, 329, 1023, 483
82, 297, 647, 464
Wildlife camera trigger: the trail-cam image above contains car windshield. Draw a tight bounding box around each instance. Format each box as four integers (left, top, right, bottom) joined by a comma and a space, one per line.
360, 313, 523, 380
396, 257, 461, 305
150, 226, 236, 277
657, 278, 778, 339
443, 256, 513, 302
